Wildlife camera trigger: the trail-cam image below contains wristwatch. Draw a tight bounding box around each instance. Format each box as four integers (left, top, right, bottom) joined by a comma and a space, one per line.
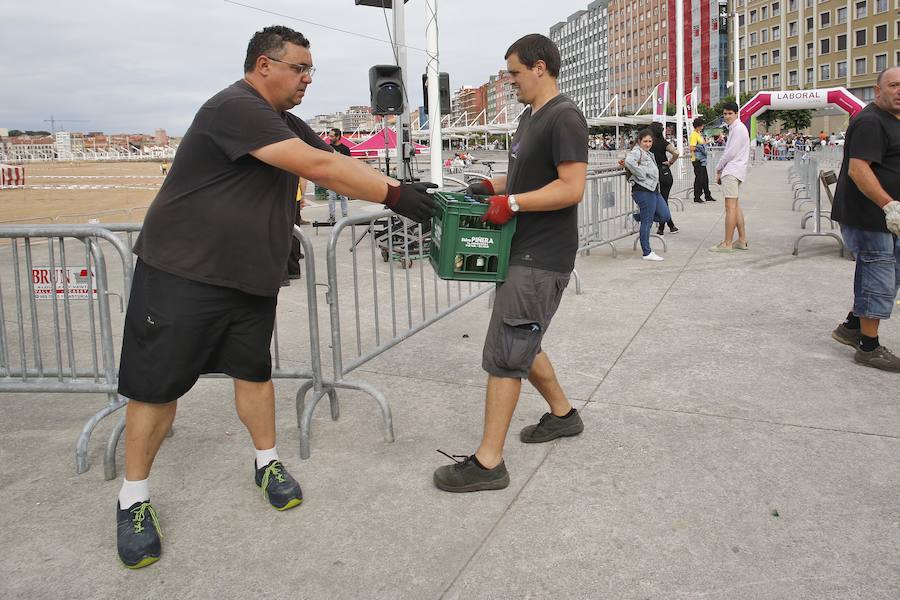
508, 195, 520, 213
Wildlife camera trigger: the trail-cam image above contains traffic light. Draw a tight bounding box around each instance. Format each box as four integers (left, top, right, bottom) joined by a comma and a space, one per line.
421, 72, 451, 115
369, 65, 404, 115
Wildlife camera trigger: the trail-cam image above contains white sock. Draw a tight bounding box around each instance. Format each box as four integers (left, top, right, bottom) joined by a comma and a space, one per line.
118, 478, 150, 509
255, 447, 279, 470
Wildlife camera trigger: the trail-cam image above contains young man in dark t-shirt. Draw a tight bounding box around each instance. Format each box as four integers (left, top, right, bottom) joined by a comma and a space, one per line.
326, 127, 352, 222
830, 66, 900, 372
433, 34, 588, 493
115, 26, 438, 569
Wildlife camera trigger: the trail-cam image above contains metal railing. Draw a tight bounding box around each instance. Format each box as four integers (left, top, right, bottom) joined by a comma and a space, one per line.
789, 154, 844, 257
295, 211, 495, 459
0, 224, 326, 478
0, 225, 134, 478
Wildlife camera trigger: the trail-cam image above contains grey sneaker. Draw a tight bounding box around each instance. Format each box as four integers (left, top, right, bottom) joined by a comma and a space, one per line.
520, 410, 585, 443
854, 345, 900, 372
831, 324, 861, 347
433, 452, 510, 493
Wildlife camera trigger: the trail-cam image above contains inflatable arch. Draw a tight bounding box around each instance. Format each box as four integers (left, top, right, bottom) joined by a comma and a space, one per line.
740, 87, 866, 129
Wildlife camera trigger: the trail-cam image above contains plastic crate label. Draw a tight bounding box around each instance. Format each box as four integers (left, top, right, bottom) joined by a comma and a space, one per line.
433, 222, 442, 245
460, 236, 495, 249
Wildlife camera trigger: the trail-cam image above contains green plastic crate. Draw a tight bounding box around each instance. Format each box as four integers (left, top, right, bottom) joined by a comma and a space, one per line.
429, 191, 517, 282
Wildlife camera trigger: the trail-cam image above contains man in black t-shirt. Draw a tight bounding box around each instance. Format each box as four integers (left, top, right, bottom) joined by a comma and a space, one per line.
114, 25, 437, 569
830, 66, 900, 372
326, 127, 352, 222
433, 34, 588, 493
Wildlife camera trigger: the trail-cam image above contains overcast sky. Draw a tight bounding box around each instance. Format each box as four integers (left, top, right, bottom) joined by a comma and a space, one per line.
1, 0, 596, 136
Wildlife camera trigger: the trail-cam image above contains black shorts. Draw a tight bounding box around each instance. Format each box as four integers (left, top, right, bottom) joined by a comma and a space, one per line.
482, 265, 570, 378
118, 259, 277, 403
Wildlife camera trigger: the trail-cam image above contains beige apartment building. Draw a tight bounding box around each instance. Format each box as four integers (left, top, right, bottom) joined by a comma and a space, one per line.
736, 0, 899, 130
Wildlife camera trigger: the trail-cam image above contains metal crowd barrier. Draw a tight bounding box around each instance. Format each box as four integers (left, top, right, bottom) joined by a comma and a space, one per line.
789, 155, 844, 257
294, 210, 496, 459
0, 223, 326, 478
0, 225, 134, 478
576, 168, 666, 262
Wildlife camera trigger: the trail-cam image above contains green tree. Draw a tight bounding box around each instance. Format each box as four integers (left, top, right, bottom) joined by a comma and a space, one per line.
776, 110, 813, 132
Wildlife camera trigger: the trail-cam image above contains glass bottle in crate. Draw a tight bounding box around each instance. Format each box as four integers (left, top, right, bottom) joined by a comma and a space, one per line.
454, 254, 464, 271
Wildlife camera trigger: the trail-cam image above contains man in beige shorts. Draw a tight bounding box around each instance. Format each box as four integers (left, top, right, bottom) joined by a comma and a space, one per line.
710, 101, 751, 252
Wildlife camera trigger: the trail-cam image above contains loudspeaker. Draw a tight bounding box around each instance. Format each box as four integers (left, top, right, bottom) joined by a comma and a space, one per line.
421, 72, 451, 115
369, 65, 404, 115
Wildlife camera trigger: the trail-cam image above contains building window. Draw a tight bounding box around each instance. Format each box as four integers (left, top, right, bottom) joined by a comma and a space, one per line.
896, 50, 900, 66
762, 74, 769, 87
897, 20, 900, 39
750, 76, 758, 90
820, 64, 830, 80
739, 36, 746, 49
789, 0, 797, 10
806, 16, 814, 32
789, 45, 798, 60
855, 0, 867, 18
820, 12, 830, 27
789, 70, 798, 85
763, 52, 770, 65
806, 42, 814, 56
789, 21, 798, 36
837, 33, 847, 50
773, 25, 781, 40
837, 7, 847, 23
773, 49, 781, 64
750, 32, 758, 45
855, 56, 867, 74
855, 29, 867, 47
875, 0, 887, 12
806, 67, 814, 83
762, 29, 770, 42
739, 14, 745, 27
875, 23, 887, 43
837, 61, 847, 78
875, 53, 887, 72
740, 57, 746, 70
762, 5, 769, 18
772, 1, 781, 15
751, 54, 759, 68
820, 38, 830, 54
750, 9, 758, 22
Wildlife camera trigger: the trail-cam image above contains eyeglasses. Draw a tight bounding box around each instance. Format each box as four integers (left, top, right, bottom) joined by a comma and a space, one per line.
265, 56, 316, 77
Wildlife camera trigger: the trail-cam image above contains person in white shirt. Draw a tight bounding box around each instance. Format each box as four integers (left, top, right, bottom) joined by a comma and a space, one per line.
710, 101, 751, 252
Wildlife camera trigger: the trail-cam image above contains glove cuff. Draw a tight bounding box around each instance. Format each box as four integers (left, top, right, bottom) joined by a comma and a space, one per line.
384, 183, 401, 209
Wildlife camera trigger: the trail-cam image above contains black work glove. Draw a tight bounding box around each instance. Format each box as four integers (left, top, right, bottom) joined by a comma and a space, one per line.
465, 179, 495, 196
383, 182, 439, 223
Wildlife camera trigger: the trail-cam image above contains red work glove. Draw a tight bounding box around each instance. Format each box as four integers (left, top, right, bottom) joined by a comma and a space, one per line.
482, 195, 514, 225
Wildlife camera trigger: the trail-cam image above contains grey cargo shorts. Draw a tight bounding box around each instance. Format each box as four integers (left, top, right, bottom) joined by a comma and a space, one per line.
482, 265, 570, 378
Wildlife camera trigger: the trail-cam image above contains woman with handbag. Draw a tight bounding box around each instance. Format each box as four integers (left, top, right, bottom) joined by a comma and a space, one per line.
649, 121, 680, 236
624, 128, 672, 262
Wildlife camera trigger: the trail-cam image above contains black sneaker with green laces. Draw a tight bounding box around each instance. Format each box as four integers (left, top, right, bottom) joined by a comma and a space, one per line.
255, 460, 303, 510
116, 500, 162, 569
433, 451, 510, 493
520, 409, 585, 443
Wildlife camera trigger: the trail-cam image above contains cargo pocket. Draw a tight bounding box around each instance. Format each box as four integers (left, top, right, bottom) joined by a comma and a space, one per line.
499, 317, 542, 372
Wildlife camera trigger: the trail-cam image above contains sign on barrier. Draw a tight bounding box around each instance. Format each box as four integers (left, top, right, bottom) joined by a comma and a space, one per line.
31, 266, 98, 300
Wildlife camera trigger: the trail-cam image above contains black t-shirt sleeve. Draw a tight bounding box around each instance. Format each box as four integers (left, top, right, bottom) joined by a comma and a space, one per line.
846, 114, 885, 165
290, 116, 333, 152
208, 95, 299, 162
551, 108, 589, 166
